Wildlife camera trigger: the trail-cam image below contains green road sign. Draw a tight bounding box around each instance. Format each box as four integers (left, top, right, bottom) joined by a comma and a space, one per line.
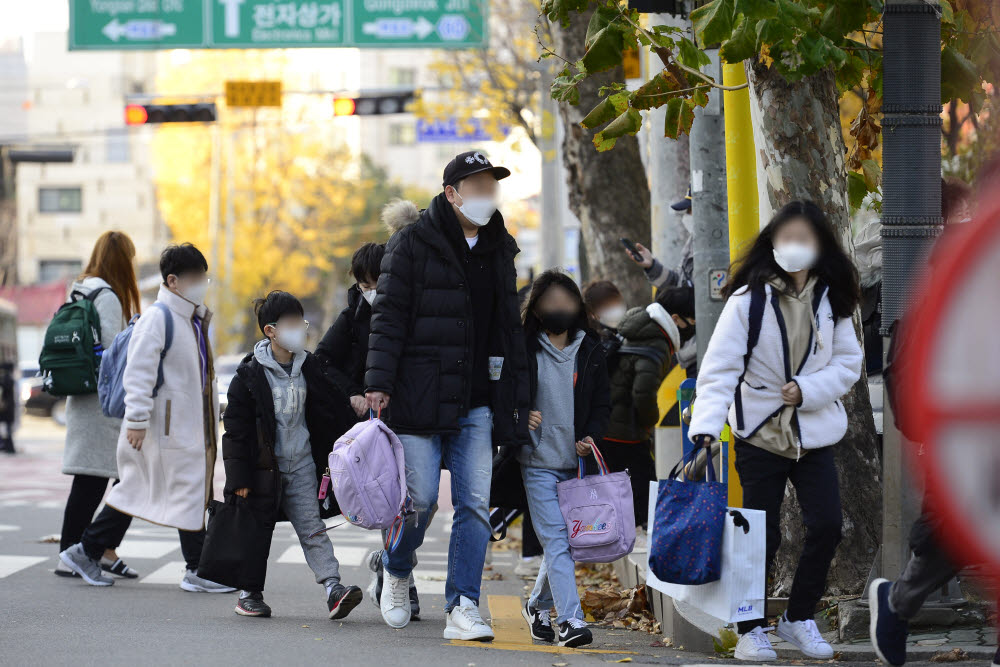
69, 0, 487, 50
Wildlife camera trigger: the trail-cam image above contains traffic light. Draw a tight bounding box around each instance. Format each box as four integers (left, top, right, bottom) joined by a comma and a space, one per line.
332, 92, 415, 117
124, 103, 217, 125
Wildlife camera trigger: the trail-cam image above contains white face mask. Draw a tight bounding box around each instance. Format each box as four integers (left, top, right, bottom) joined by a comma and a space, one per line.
362, 289, 376, 305
597, 304, 627, 329
178, 279, 209, 306
773, 242, 818, 273
275, 326, 307, 354
455, 191, 497, 227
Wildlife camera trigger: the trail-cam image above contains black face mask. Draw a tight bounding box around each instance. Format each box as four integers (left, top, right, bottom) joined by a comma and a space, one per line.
539, 311, 577, 335
678, 319, 696, 343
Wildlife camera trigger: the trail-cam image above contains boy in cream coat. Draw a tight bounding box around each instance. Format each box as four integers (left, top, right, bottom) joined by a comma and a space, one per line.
60, 244, 233, 593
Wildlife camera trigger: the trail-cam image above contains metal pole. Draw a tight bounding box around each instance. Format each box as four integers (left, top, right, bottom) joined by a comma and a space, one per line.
539, 67, 563, 272
646, 12, 691, 277
207, 119, 221, 348
880, 0, 946, 589
690, 49, 729, 366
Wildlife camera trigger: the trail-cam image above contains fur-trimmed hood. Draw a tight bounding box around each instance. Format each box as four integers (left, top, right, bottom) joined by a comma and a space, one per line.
381, 199, 421, 233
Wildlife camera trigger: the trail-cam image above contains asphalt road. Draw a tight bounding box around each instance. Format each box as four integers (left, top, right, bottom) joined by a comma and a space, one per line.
0, 416, 956, 666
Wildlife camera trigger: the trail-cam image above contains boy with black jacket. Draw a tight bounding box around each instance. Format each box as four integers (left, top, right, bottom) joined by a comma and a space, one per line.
315, 242, 384, 418
222, 291, 361, 619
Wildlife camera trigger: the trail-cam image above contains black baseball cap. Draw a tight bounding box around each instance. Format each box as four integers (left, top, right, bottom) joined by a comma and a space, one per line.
442, 150, 511, 188
671, 186, 692, 211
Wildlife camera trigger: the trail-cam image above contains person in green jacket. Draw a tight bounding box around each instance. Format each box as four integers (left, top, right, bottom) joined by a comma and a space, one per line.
601, 287, 695, 527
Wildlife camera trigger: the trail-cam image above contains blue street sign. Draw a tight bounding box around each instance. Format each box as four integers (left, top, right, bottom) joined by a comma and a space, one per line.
416, 118, 508, 143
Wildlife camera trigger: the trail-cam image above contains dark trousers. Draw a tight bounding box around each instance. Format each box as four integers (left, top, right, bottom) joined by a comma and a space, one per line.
60, 475, 116, 552
601, 439, 656, 528
888, 503, 960, 619
81, 504, 205, 571
522, 509, 543, 559
734, 441, 843, 634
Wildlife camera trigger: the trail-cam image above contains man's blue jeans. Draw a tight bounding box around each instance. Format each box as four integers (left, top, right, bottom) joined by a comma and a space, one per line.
383, 407, 493, 611
522, 465, 584, 624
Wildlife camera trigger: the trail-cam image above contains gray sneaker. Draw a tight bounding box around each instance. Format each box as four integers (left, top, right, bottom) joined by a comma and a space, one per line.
180, 569, 237, 593
59, 544, 114, 587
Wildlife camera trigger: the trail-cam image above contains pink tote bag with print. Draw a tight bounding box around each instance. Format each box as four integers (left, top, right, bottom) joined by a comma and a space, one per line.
556, 445, 636, 563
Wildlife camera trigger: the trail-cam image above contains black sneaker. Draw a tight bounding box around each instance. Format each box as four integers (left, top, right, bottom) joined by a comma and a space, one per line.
235, 592, 271, 617
327, 583, 363, 620
101, 557, 139, 579
409, 584, 421, 621
521, 600, 555, 642
869, 578, 908, 666
991, 645, 998, 667
557, 619, 593, 648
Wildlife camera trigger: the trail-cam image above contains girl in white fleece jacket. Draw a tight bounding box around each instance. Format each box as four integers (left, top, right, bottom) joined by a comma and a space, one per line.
688, 201, 863, 663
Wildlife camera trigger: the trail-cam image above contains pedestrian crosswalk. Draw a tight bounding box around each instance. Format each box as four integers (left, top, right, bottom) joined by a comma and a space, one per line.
0, 507, 492, 593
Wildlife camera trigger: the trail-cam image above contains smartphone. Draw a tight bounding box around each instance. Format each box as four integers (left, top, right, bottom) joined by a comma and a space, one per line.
620, 237, 643, 262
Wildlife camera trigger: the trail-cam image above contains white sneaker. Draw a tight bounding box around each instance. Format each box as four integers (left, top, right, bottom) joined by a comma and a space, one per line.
776, 615, 834, 659
514, 556, 542, 578
735, 626, 778, 661
443, 595, 494, 642
380, 570, 411, 629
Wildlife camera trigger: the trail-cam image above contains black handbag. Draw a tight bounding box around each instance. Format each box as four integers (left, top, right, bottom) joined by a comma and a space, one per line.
489, 446, 528, 511
197, 495, 271, 591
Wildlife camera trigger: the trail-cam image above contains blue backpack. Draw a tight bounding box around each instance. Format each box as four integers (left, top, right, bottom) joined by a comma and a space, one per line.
98, 302, 173, 419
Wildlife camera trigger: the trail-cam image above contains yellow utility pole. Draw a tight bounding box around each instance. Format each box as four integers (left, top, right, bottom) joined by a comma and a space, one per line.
722, 62, 759, 507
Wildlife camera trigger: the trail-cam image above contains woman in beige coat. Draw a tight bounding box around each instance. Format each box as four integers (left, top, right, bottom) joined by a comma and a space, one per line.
56, 232, 142, 580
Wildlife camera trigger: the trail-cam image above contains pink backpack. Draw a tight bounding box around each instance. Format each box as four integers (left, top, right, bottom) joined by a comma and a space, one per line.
326, 414, 409, 550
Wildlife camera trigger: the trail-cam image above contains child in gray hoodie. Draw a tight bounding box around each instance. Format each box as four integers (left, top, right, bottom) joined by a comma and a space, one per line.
518, 271, 610, 649
221, 291, 361, 619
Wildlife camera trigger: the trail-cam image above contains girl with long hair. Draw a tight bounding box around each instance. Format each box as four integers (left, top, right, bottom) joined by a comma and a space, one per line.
688, 201, 863, 661
517, 270, 610, 648
55, 231, 142, 579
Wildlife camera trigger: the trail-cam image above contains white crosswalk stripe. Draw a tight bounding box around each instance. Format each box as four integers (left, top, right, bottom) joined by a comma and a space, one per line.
0, 555, 47, 578
114, 539, 181, 560
138, 561, 188, 585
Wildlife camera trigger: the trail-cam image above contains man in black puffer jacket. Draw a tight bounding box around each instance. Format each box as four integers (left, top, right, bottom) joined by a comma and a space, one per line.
365, 151, 530, 639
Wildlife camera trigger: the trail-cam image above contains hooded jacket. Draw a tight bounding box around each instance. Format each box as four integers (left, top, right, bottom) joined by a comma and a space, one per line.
315, 283, 371, 400
364, 194, 530, 447
689, 281, 862, 453
523, 329, 611, 461
605, 303, 678, 443
222, 348, 356, 521
253, 340, 312, 474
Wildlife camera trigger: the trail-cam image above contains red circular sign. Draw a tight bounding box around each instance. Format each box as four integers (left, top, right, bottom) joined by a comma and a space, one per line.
899, 187, 1000, 580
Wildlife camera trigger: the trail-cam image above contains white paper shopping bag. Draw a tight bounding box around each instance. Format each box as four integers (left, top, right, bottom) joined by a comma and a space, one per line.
645, 481, 766, 624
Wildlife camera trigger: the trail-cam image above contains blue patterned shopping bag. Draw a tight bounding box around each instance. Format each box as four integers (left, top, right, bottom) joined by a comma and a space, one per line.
648, 448, 727, 585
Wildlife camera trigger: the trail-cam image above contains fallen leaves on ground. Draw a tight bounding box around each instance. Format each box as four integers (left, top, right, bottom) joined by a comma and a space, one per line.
713, 627, 739, 657
482, 571, 504, 581
579, 583, 661, 635
930, 648, 970, 662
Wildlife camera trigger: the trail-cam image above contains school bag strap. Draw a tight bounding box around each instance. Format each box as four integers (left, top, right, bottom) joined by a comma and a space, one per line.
150, 302, 174, 397
70, 286, 110, 304
618, 345, 667, 367
732, 283, 766, 432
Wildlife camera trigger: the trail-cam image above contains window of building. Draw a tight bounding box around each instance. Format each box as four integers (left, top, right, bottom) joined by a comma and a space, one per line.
389, 122, 416, 146
387, 67, 417, 87
38, 187, 82, 213
106, 130, 130, 163
38, 260, 82, 284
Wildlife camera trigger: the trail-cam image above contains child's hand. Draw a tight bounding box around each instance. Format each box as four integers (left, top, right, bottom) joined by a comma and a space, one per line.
126, 428, 146, 450
350, 395, 368, 417
781, 381, 802, 406
575, 436, 595, 456
234, 488, 250, 498
528, 410, 542, 431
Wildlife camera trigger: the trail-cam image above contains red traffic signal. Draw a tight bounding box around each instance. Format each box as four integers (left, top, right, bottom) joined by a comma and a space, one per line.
125, 103, 217, 125
332, 92, 414, 117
